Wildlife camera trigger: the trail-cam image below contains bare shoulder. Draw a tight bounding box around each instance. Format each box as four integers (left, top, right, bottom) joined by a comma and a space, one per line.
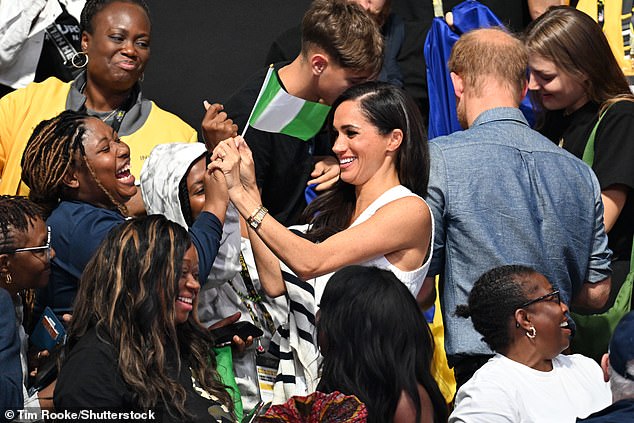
394, 385, 434, 423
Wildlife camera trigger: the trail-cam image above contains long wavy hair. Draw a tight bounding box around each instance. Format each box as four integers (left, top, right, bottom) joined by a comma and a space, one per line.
66, 215, 233, 420
524, 6, 634, 114
316, 266, 448, 423
303, 81, 429, 242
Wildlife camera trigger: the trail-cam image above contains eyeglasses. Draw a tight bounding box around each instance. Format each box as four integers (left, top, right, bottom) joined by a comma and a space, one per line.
520, 290, 560, 308
2, 227, 51, 263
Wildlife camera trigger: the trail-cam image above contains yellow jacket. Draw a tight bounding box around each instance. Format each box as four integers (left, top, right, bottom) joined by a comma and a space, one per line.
0, 77, 197, 195
577, 0, 634, 76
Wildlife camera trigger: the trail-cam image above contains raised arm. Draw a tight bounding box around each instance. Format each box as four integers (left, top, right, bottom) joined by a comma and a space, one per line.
210, 138, 431, 281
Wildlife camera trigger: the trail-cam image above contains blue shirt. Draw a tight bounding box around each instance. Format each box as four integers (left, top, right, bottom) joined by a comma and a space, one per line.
36, 201, 222, 317
0, 288, 22, 418
426, 107, 612, 363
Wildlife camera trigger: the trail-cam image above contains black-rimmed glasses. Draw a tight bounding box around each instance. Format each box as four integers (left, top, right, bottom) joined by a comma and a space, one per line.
520, 290, 560, 308
2, 227, 51, 262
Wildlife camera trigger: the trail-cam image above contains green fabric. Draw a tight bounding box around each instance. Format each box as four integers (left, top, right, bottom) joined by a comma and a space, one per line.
213, 346, 243, 421
570, 104, 634, 362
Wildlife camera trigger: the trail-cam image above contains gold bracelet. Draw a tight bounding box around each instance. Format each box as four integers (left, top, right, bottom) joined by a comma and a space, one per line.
247, 205, 268, 230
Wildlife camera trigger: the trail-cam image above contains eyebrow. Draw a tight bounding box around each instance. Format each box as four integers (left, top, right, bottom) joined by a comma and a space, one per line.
339, 124, 361, 130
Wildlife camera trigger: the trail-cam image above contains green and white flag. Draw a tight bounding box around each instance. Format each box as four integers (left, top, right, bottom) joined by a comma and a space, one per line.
242, 66, 331, 141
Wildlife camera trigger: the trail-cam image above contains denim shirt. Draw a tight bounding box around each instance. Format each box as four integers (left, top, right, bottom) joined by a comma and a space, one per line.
426, 107, 612, 362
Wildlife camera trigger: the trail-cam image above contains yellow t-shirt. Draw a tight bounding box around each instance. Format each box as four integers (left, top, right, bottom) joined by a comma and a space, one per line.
0, 77, 197, 195
577, 0, 634, 76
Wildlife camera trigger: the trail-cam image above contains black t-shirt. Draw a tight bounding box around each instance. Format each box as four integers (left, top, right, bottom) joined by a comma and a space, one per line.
541, 101, 634, 262
54, 328, 233, 422
224, 63, 332, 226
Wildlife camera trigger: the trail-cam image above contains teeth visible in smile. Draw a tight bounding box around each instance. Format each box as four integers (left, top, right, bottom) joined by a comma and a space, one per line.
560, 321, 569, 328
340, 157, 356, 165
116, 164, 131, 179
177, 296, 193, 304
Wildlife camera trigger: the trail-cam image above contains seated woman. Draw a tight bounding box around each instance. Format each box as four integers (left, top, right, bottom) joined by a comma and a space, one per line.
450, 265, 612, 422
0, 0, 197, 215
20, 110, 226, 320
317, 265, 448, 423
140, 142, 288, 411
54, 215, 235, 422
211, 81, 434, 401
0, 196, 55, 412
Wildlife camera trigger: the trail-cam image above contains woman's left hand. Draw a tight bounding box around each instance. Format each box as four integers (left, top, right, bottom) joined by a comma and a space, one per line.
209, 138, 248, 197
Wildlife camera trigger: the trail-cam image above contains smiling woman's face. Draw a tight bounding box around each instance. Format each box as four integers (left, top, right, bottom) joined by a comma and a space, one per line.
82, 1, 151, 93
73, 117, 137, 207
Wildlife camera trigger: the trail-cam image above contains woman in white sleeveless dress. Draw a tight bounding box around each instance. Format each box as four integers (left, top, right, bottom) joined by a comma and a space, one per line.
211, 81, 433, 402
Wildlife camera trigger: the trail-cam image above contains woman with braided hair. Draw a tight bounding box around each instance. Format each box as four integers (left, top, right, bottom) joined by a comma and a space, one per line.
0, 195, 55, 414
450, 265, 611, 423
0, 0, 197, 215
21, 110, 227, 322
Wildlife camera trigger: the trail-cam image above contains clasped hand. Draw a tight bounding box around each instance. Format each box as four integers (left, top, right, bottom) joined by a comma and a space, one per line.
208, 136, 258, 197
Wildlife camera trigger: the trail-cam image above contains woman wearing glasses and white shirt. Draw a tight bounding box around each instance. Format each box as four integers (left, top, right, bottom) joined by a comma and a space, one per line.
0, 195, 56, 416
450, 265, 611, 423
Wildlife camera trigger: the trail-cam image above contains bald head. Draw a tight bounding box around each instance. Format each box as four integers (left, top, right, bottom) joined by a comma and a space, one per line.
449, 28, 528, 104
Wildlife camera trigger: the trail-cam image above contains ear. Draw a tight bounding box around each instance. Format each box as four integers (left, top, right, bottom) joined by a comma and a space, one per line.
600, 353, 610, 382
514, 308, 531, 330
310, 53, 329, 77
521, 80, 529, 99
0, 254, 9, 275
81, 31, 90, 52
450, 72, 464, 100
386, 129, 403, 153
62, 168, 80, 190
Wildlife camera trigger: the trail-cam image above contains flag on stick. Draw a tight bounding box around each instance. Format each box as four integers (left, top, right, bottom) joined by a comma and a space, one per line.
241, 65, 331, 141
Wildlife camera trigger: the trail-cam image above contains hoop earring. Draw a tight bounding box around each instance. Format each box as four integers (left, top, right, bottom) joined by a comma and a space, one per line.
3, 273, 12, 285
71, 52, 89, 69
526, 326, 536, 339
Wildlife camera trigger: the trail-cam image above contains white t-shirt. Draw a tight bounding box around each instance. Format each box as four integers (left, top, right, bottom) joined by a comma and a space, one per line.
450, 353, 611, 423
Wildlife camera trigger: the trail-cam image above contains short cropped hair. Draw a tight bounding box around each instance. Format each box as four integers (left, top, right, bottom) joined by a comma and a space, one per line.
449, 28, 528, 103
301, 0, 384, 76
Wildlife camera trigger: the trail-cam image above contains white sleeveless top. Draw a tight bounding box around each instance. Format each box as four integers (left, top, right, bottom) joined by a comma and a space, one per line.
311, 184, 434, 303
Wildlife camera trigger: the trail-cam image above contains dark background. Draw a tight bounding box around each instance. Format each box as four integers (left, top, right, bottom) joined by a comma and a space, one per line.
142, 0, 530, 130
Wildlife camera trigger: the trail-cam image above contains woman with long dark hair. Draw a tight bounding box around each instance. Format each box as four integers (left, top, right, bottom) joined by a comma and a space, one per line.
317, 266, 447, 423
54, 215, 235, 422
211, 81, 433, 401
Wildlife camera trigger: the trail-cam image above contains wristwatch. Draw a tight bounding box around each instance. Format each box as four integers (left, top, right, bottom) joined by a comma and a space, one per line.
247, 205, 268, 230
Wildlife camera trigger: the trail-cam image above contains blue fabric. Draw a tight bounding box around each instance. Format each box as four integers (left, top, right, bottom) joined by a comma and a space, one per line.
378, 13, 405, 87
424, 0, 534, 139
425, 107, 612, 363
36, 201, 222, 318
0, 288, 23, 420
578, 399, 634, 422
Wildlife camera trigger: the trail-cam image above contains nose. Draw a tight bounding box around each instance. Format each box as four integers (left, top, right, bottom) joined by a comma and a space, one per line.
116, 139, 131, 158
560, 300, 569, 314
120, 39, 137, 57
528, 72, 539, 90
186, 273, 200, 291
331, 134, 346, 155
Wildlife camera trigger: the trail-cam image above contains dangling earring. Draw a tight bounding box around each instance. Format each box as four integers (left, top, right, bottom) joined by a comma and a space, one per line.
71, 52, 89, 69
138, 73, 144, 82
2, 273, 12, 285
526, 326, 536, 339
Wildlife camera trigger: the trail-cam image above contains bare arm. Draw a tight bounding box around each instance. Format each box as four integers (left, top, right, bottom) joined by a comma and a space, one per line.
601, 185, 628, 233
211, 138, 431, 281
417, 276, 437, 311
571, 276, 612, 314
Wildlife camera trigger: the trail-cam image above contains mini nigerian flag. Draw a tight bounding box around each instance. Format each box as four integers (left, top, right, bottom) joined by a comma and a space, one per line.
243, 66, 331, 141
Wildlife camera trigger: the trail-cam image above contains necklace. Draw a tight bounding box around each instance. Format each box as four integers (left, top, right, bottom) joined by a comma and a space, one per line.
100, 109, 120, 122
